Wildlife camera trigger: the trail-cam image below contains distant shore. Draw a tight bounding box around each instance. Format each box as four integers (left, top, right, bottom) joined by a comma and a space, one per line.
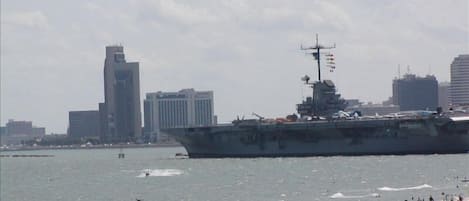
0, 142, 182, 152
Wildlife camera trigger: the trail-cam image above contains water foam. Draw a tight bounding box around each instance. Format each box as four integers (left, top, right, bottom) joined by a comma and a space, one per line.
377, 184, 432, 191
136, 169, 183, 177
330, 192, 380, 199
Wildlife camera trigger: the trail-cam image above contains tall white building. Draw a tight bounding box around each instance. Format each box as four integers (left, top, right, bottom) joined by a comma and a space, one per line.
450, 54, 469, 106
144, 89, 214, 141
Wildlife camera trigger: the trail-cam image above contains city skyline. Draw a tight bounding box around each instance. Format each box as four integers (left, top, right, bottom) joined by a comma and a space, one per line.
1, 0, 468, 133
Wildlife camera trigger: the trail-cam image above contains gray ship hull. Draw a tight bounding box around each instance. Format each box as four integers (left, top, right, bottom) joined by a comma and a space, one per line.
162, 117, 469, 158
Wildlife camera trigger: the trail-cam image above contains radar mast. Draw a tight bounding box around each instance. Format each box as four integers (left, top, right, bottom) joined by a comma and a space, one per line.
297, 34, 345, 118
301, 34, 336, 82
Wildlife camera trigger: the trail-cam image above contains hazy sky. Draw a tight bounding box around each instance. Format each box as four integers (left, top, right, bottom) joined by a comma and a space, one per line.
1, 0, 468, 133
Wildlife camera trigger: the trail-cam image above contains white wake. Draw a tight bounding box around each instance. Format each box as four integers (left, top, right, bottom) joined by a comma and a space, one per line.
377, 184, 432, 191
136, 169, 183, 177
330, 192, 380, 199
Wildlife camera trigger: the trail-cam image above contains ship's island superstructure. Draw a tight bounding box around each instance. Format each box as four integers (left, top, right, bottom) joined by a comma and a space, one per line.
162, 35, 469, 158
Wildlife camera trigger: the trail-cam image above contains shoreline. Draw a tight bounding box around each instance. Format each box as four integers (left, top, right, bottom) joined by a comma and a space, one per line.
0, 143, 182, 152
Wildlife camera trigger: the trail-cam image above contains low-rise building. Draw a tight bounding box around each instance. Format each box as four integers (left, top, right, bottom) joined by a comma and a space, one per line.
438, 82, 451, 111
1, 119, 45, 145
68, 110, 100, 139
346, 103, 400, 116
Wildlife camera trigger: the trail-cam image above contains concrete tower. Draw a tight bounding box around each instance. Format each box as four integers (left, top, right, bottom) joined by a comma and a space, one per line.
102, 46, 141, 142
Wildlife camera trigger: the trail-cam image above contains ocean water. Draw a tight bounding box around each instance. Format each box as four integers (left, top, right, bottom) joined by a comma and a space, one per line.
1, 147, 468, 201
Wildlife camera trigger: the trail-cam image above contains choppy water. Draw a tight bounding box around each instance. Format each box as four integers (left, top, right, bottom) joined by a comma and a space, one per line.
1, 147, 468, 201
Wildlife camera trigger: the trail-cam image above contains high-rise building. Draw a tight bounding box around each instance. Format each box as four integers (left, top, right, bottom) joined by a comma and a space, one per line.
392, 74, 438, 111
101, 46, 142, 142
68, 110, 100, 139
450, 54, 469, 106
144, 89, 214, 141
438, 82, 451, 111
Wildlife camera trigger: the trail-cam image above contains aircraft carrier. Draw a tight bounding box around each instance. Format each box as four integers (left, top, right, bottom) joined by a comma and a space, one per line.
162, 36, 469, 158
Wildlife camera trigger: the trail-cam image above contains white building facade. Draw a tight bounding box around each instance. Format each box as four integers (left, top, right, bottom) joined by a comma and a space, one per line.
450, 54, 469, 106
144, 89, 214, 141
